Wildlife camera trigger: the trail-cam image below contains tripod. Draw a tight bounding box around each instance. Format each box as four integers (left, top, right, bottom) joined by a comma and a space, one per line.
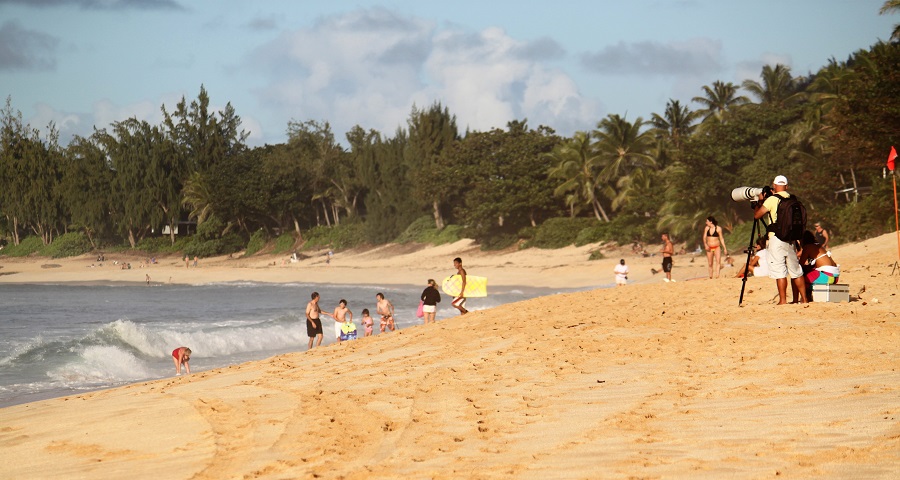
738, 217, 766, 306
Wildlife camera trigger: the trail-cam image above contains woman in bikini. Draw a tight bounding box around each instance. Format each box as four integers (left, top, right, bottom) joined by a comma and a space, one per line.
799, 230, 839, 293
172, 346, 191, 376
703, 216, 728, 279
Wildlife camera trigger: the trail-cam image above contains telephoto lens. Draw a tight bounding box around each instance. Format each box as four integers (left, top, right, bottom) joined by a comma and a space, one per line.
731, 187, 763, 202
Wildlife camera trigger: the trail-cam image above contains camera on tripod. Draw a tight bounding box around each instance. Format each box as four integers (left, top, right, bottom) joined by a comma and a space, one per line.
731, 186, 772, 208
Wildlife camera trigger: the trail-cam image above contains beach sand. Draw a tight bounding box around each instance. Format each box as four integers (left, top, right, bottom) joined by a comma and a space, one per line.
1, 235, 898, 478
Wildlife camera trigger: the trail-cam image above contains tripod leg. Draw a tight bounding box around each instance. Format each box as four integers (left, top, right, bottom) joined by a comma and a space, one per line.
738, 218, 760, 306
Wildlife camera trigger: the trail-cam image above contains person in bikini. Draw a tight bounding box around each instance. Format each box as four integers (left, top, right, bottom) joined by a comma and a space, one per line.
375, 293, 395, 332
703, 216, 728, 279
172, 346, 191, 376
799, 230, 840, 299
360, 308, 375, 337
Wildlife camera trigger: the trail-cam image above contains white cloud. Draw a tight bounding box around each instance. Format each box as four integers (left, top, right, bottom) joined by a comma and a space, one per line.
246, 9, 599, 139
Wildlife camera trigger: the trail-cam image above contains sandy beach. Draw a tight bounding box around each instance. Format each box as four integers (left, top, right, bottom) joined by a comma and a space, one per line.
1, 235, 898, 479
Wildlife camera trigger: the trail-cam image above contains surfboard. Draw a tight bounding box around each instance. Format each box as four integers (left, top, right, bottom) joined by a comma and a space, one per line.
441, 275, 488, 297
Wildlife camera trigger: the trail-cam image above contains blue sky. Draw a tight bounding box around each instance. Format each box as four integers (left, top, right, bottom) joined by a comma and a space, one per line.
1, 0, 895, 147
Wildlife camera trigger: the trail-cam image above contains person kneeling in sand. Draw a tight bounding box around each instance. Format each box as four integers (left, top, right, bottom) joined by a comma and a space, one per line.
172, 347, 191, 376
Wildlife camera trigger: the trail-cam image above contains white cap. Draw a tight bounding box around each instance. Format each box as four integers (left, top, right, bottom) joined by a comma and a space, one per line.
773, 175, 788, 185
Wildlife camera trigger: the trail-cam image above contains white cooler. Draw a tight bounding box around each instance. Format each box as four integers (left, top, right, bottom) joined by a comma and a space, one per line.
812, 284, 849, 303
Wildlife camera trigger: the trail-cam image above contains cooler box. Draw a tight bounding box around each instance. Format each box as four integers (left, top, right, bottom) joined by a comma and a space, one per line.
812, 284, 849, 303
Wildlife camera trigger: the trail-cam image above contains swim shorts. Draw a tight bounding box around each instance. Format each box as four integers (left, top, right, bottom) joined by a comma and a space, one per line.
452, 296, 467, 308
306, 317, 323, 337
662, 257, 673, 273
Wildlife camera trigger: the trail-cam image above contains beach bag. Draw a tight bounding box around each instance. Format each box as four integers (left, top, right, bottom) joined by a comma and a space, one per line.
416, 300, 424, 318
767, 193, 806, 242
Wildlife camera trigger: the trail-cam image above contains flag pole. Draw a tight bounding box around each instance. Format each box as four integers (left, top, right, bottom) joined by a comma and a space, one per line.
889, 146, 900, 274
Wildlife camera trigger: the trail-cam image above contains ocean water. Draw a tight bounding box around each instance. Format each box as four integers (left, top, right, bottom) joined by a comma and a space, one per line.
0, 281, 577, 408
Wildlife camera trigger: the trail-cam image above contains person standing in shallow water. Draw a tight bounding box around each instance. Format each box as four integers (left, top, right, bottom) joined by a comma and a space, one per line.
305, 292, 324, 349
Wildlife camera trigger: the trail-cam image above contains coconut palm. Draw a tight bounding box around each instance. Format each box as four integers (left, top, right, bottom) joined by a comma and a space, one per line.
593, 114, 656, 183
691, 80, 749, 125
651, 99, 697, 151
546, 131, 611, 222
181, 171, 214, 225
741, 64, 805, 106
881, 0, 900, 40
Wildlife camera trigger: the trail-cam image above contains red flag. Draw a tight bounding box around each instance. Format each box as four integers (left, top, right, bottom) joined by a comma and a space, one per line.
889, 146, 898, 171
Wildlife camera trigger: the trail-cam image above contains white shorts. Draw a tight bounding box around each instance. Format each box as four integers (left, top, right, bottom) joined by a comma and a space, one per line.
452, 297, 467, 308
334, 321, 343, 339
767, 235, 803, 279
422, 304, 436, 313
615, 277, 627, 285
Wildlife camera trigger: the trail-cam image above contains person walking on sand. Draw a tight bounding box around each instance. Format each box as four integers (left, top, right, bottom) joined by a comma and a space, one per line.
614, 259, 629, 286
172, 347, 191, 376
305, 292, 324, 349
451, 257, 468, 314
375, 293, 395, 332
661, 233, 675, 282
703, 216, 728, 279
421, 279, 442, 324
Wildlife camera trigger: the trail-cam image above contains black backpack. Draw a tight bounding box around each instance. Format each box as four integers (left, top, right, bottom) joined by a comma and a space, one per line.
767, 193, 807, 242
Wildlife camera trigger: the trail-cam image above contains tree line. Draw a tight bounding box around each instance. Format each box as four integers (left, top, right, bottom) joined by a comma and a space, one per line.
1, 39, 898, 256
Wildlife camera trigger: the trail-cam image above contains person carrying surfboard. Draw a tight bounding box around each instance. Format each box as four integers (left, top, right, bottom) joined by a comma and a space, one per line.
452, 257, 469, 315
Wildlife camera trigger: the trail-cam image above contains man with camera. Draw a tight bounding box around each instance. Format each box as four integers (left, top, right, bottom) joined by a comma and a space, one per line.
753, 175, 808, 304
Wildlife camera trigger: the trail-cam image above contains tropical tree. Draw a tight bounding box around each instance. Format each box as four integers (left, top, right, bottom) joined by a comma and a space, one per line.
407, 102, 460, 229
592, 114, 657, 213
741, 64, 805, 107
546, 131, 610, 221
881, 0, 900, 41
60, 133, 115, 247
691, 80, 749, 126
651, 99, 697, 148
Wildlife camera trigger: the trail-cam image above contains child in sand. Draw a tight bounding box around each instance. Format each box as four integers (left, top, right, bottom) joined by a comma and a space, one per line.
361, 308, 374, 337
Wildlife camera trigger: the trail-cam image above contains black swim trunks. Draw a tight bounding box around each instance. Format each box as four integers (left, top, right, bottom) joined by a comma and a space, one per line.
662, 257, 673, 273
306, 317, 323, 337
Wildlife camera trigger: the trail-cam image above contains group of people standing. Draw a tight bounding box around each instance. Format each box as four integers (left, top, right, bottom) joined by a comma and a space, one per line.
302, 257, 471, 350
752, 175, 839, 304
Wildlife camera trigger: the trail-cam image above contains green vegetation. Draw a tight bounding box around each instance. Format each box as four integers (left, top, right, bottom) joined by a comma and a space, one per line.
1, 19, 898, 258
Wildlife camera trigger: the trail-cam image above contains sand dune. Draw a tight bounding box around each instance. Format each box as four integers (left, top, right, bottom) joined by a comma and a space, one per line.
1, 234, 898, 478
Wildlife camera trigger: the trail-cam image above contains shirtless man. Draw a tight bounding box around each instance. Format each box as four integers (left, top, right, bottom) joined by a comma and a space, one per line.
661, 233, 675, 282
452, 257, 468, 314
375, 293, 395, 332
305, 292, 324, 349
329, 299, 353, 342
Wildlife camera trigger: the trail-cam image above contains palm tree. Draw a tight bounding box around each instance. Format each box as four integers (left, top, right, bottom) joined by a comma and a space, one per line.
741, 64, 805, 106
593, 114, 656, 183
881, 0, 900, 40
691, 80, 749, 125
651, 99, 697, 151
546, 131, 610, 222
181, 171, 213, 225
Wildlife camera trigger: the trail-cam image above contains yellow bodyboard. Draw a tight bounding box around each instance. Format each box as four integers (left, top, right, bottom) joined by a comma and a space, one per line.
441, 275, 488, 297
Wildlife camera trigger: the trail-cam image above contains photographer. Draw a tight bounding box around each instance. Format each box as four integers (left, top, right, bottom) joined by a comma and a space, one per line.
752, 175, 808, 304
